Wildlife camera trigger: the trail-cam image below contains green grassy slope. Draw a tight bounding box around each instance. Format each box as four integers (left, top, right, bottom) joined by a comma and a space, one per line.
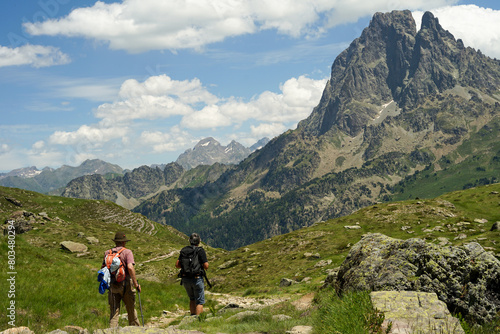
207, 183, 500, 295
391, 117, 500, 201
0, 186, 221, 332
1, 183, 499, 332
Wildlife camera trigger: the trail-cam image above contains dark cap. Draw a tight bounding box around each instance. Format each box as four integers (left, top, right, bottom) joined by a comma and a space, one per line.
112, 231, 131, 242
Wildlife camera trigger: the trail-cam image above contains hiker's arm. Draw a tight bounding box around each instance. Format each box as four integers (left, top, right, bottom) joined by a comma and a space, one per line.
175, 259, 181, 268
127, 262, 141, 292
203, 262, 209, 270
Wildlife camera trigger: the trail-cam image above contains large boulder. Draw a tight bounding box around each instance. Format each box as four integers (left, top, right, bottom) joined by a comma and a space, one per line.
336, 233, 500, 324
370, 291, 464, 334
60, 241, 88, 253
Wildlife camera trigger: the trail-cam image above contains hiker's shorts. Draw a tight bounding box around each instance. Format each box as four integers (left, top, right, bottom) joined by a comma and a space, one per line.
182, 276, 205, 305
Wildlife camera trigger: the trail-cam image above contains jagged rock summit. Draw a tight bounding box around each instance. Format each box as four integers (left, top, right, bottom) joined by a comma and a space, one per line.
299, 10, 500, 137
175, 137, 269, 170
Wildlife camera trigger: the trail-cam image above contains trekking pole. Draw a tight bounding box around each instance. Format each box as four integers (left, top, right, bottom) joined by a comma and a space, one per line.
137, 281, 144, 327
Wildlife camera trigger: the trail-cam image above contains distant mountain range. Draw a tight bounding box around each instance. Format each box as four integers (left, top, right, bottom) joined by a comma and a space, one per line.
60, 137, 268, 208
176, 137, 269, 170
0, 137, 269, 196
0, 159, 123, 194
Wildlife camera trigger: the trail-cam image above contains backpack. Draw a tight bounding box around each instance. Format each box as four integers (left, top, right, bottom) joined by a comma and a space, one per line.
179, 246, 202, 277
105, 248, 126, 283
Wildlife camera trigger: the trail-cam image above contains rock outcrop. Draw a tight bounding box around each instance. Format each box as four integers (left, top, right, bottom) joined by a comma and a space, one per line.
336, 233, 500, 324
371, 291, 464, 334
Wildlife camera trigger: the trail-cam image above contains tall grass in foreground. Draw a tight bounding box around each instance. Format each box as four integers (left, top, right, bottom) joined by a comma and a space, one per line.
312, 289, 500, 334
459, 315, 500, 334
313, 290, 388, 334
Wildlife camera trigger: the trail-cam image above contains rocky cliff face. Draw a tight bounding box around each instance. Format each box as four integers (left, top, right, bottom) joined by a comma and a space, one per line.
299, 10, 500, 137
61, 163, 184, 208
61, 162, 231, 209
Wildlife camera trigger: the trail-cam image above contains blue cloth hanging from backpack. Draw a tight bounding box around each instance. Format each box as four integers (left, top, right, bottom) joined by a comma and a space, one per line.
97, 267, 111, 294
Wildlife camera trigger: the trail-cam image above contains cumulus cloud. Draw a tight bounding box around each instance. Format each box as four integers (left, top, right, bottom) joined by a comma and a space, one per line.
42, 73, 326, 162
24, 0, 457, 53
250, 123, 288, 138
0, 44, 70, 68
49, 124, 128, 147
205, 75, 327, 126
95, 75, 218, 123
140, 127, 193, 153
94, 74, 326, 132
413, 5, 500, 58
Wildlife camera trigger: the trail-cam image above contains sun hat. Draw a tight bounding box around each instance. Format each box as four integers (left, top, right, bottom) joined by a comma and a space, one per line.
112, 231, 131, 242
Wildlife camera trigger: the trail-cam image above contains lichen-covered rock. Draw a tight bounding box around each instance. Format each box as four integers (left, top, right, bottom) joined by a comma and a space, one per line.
336, 233, 500, 324
371, 291, 464, 334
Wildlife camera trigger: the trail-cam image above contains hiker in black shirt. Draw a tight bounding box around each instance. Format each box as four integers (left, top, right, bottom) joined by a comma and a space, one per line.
176, 233, 209, 315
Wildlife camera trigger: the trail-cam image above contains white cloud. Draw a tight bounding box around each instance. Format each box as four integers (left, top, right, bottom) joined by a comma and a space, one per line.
0, 143, 10, 154
413, 5, 500, 58
250, 123, 287, 138
0, 44, 70, 68
38, 73, 326, 166
218, 75, 328, 125
24, 0, 458, 53
94, 74, 326, 132
95, 75, 217, 123
49, 124, 128, 146
140, 127, 193, 153
32, 141, 45, 150
181, 105, 233, 129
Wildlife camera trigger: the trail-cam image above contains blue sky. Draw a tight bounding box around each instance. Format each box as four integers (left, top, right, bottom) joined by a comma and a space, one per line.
1, 0, 500, 172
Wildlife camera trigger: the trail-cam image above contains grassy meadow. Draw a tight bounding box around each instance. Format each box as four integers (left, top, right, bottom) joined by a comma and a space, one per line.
0, 183, 499, 332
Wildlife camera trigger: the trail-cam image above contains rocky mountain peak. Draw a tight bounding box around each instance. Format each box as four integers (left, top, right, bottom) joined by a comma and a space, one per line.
176, 137, 267, 170
298, 10, 500, 137
194, 137, 219, 149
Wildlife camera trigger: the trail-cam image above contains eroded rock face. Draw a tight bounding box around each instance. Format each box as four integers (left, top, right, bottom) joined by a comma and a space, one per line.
336, 233, 500, 324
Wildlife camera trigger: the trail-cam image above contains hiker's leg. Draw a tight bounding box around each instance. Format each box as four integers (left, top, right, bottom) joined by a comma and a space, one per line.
182, 278, 197, 315
190, 300, 196, 315
124, 279, 140, 326
194, 277, 205, 315
108, 291, 121, 327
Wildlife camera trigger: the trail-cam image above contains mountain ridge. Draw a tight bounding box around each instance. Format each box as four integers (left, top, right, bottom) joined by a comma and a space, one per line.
176, 137, 269, 170
0, 159, 123, 194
